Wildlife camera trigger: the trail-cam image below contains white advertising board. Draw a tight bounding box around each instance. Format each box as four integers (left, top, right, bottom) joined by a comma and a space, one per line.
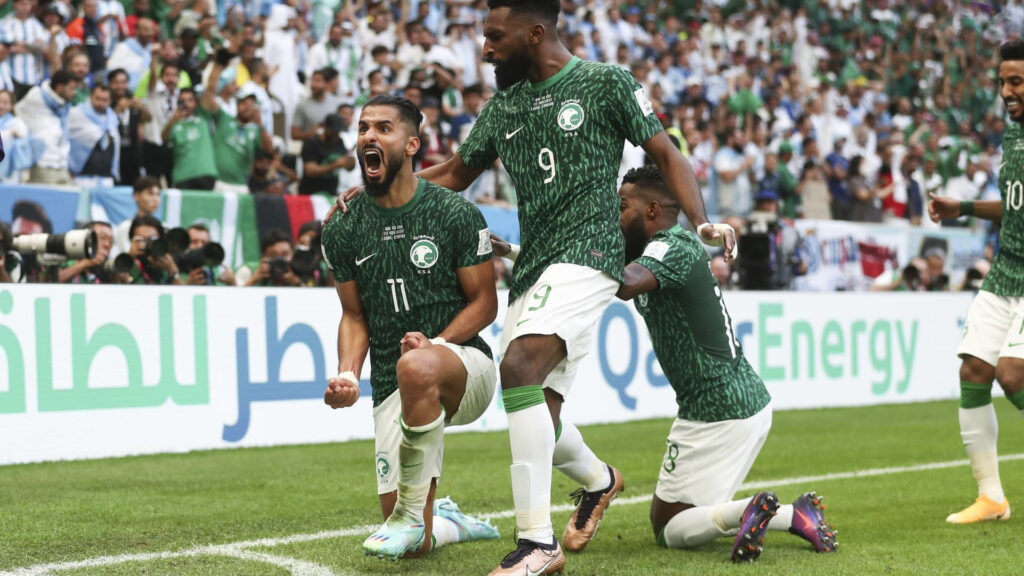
0, 285, 973, 465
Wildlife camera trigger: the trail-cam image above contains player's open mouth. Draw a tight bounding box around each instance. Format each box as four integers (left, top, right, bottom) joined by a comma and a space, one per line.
363, 148, 383, 177
1007, 100, 1022, 113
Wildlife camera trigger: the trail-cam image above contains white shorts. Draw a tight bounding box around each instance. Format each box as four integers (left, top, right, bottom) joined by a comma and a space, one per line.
655, 403, 773, 507
372, 343, 497, 494
500, 263, 619, 398
958, 290, 1024, 366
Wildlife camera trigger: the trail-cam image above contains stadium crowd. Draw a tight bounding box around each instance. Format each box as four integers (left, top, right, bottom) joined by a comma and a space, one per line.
0, 0, 1015, 288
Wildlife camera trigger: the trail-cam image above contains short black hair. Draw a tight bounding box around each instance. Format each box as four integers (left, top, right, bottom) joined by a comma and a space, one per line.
316, 67, 339, 83
128, 215, 164, 241
621, 165, 672, 201
1001, 40, 1024, 62
364, 94, 423, 137
298, 220, 322, 239
134, 175, 160, 193
260, 228, 292, 255
50, 69, 76, 89
486, 0, 559, 26
107, 68, 128, 83
91, 83, 110, 95
0, 220, 11, 253
187, 222, 210, 234
12, 200, 53, 233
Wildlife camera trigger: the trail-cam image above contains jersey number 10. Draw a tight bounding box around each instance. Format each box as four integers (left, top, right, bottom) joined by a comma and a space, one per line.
1007, 180, 1024, 211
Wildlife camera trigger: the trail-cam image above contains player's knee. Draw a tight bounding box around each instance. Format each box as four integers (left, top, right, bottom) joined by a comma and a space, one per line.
499, 356, 533, 390
959, 356, 995, 384
996, 364, 1024, 395
397, 350, 441, 401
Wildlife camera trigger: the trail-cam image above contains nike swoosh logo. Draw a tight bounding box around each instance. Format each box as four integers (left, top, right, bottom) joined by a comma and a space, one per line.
1009, 342, 1024, 347
516, 318, 531, 327
526, 556, 558, 576
1001, 161, 1007, 171
505, 126, 525, 139
355, 253, 376, 265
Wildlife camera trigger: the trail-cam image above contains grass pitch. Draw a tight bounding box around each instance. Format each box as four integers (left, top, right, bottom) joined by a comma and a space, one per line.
2, 399, 1024, 575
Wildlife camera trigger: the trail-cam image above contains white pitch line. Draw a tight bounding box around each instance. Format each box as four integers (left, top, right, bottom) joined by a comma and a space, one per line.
6, 452, 1024, 576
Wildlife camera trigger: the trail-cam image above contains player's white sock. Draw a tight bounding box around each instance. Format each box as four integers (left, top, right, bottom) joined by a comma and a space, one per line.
395, 411, 445, 522
661, 499, 749, 548
505, 386, 555, 544
767, 504, 794, 531
431, 516, 461, 549
960, 405, 1004, 502
553, 420, 610, 492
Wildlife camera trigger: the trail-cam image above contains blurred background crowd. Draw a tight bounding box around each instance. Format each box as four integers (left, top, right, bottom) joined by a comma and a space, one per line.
0, 0, 1017, 290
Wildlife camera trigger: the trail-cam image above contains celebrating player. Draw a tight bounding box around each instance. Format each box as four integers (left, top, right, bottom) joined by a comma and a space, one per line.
328, 1, 735, 573
321, 95, 500, 559
927, 40, 1024, 525
615, 165, 836, 562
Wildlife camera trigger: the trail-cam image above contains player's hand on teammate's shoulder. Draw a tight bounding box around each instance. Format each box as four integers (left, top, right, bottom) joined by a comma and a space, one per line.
323, 185, 366, 225
324, 373, 360, 409
400, 332, 430, 354
928, 191, 960, 223
489, 233, 512, 258
698, 223, 738, 262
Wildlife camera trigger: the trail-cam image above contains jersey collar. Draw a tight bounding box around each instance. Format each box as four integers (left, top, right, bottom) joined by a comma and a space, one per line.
368, 177, 426, 217
530, 56, 581, 92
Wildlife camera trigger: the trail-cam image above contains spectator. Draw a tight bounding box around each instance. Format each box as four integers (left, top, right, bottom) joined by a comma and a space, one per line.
162, 87, 217, 190
204, 55, 273, 193
292, 67, 342, 142
115, 175, 161, 253
58, 221, 114, 284
15, 69, 78, 184
68, 83, 120, 183
108, 68, 146, 185
1, 0, 48, 100
293, 220, 331, 287
712, 129, 754, 217
248, 149, 294, 194
142, 56, 183, 184
239, 228, 302, 287
65, 0, 106, 75
848, 155, 883, 223
824, 138, 851, 220
105, 17, 157, 91
299, 112, 354, 195
0, 88, 31, 182
798, 160, 831, 220
306, 22, 361, 101
121, 215, 182, 285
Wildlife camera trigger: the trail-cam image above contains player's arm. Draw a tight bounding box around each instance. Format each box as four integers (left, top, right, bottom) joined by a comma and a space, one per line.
642, 132, 737, 259
415, 152, 485, 192
928, 192, 1003, 223
436, 260, 498, 344
326, 279, 369, 409
616, 262, 659, 301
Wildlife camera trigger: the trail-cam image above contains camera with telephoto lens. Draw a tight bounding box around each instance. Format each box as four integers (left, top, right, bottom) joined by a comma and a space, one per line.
141, 227, 190, 259
104, 253, 136, 275
290, 245, 315, 278
176, 242, 225, 274
12, 229, 97, 260
268, 257, 290, 280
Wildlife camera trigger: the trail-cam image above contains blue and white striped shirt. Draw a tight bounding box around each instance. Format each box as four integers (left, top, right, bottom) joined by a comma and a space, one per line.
0, 15, 48, 86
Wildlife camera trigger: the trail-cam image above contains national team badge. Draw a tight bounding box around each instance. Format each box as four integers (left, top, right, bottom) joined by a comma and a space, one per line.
410, 239, 439, 269
637, 294, 648, 308
557, 102, 585, 131
376, 455, 391, 480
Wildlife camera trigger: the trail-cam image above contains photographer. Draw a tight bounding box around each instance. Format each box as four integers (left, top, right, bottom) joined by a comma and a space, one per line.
293, 220, 331, 287
58, 221, 114, 284
180, 223, 235, 286
120, 215, 183, 285
738, 190, 807, 290
0, 221, 12, 284
240, 229, 302, 287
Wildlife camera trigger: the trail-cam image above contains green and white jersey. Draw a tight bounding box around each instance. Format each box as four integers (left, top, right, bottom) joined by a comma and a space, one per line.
458, 57, 663, 302
321, 179, 494, 406
213, 108, 263, 185
168, 112, 217, 185
983, 121, 1024, 297
633, 225, 771, 422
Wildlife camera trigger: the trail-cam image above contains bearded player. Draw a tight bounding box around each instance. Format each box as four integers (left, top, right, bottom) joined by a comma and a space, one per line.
928, 40, 1024, 524
616, 165, 837, 562
321, 95, 500, 559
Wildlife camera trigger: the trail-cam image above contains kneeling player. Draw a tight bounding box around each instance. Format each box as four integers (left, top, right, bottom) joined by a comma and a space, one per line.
616, 166, 837, 562
322, 95, 500, 559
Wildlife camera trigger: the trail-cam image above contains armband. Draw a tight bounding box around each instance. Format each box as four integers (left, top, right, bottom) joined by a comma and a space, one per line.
959, 201, 975, 217
336, 370, 358, 386
429, 337, 447, 346
507, 243, 520, 262
696, 223, 738, 260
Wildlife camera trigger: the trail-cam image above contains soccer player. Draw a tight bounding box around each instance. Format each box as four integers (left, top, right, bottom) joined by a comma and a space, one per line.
321, 95, 501, 559
927, 40, 1024, 524
611, 165, 836, 561
329, 2, 735, 573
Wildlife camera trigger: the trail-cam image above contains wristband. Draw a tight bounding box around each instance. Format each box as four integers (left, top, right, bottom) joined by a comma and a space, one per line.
336, 370, 358, 386
697, 223, 738, 259
429, 337, 447, 346
959, 201, 975, 217
507, 243, 520, 262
